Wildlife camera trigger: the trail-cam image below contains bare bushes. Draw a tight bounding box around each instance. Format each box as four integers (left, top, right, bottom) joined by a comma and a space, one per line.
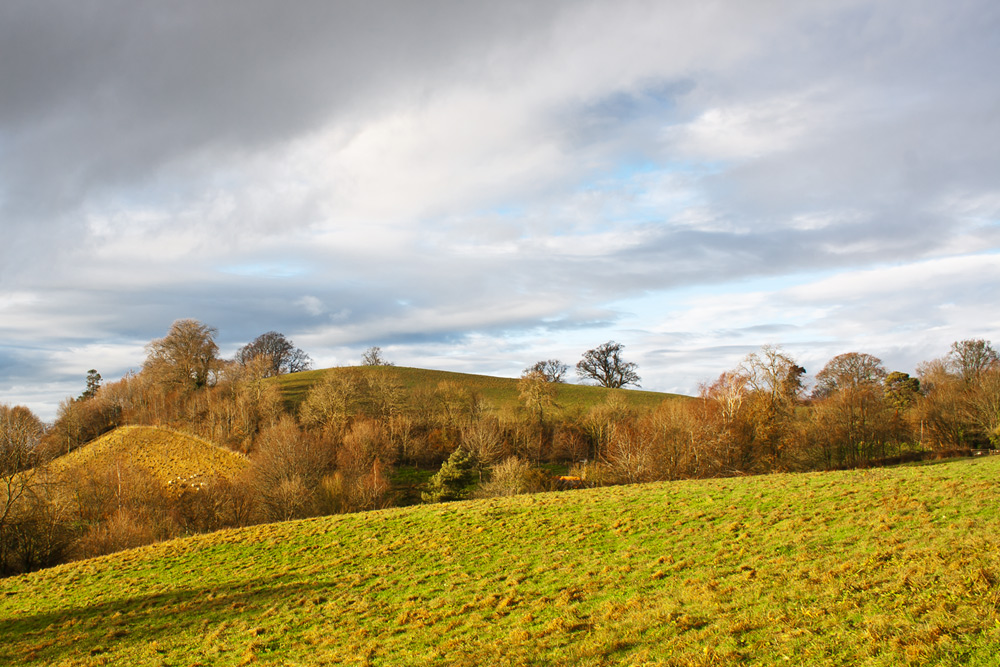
250, 417, 334, 522
476, 457, 549, 498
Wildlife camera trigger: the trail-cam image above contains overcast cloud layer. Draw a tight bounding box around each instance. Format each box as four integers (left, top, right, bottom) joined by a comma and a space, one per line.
2, 1, 999, 419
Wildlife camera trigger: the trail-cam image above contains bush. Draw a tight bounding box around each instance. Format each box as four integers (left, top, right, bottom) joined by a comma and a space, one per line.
476, 457, 549, 498
422, 448, 476, 503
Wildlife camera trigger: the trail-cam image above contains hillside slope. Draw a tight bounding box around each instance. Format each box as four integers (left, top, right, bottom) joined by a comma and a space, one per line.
275, 364, 686, 414
44, 425, 248, 489
3, 457, 999, 665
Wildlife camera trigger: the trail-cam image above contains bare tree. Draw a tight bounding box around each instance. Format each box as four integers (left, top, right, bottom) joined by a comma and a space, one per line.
518, 371, 557, 422
143, 319, 220, 390
522, 360, 569, 383
1, 405, 43, 574
576, 341, 641, 389
235, 331, 312, 376
948, 339, 999, 384
812, 352, 886, 399
361, 346, 393, 366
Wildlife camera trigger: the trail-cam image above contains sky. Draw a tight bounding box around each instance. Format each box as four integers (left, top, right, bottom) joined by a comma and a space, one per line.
2, 0, 999, 420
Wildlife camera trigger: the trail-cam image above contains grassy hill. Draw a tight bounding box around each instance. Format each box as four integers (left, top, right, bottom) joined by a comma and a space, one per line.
275, 365, 686, 414
44, 425, 249, 490
3, 456, 999, 665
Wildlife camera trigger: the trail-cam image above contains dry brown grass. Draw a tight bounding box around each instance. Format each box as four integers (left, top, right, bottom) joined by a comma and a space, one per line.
43, 425, 248, 491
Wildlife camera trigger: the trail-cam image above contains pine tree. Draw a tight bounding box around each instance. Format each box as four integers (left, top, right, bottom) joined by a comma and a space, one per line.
421, 448, 476, 503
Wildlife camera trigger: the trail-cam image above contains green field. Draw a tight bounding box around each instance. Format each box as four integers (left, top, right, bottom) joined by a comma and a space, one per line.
3, 455, 999, 665
273, 365, 684, 415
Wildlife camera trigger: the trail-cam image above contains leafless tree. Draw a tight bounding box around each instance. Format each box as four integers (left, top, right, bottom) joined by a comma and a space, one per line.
812, 352, 885, 399
361, 346, 393, 366
235, 331, 311, 376
576, 341, 640, 389
1, 405, 43, 574
522, 360, 569, 383
143, 319, 220, 390
948, 339, 999, 384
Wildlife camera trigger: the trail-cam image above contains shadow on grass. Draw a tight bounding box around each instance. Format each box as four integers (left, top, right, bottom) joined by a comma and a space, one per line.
0, 576, 344, 664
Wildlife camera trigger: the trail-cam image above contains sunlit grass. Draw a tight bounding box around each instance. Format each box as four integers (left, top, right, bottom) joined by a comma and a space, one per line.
3, 456, 999, 665
274, 365, 685, 415
43, 425, 248, 489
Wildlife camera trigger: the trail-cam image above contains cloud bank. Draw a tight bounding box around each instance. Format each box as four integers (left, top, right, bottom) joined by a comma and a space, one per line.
2, 1, 999, 417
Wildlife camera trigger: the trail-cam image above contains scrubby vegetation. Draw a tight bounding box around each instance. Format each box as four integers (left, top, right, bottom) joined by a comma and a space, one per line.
2, 455, 999, 665
2, 321, 999, 578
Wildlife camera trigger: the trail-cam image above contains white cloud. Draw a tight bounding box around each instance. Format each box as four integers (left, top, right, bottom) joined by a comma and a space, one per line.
1, 1, 999, 418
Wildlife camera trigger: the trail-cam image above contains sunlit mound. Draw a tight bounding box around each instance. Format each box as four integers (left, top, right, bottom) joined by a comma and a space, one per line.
43, 425, 248, 491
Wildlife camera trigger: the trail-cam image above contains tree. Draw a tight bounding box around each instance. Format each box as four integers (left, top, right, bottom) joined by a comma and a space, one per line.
143, 319, 220, 390
518, 371, 557, 422
1, 405, 43, 574
812, 352, 886, 399
79, 369, 102, 401
235, 331, 312, 377
730, 346, 806, 470
361, 346, 393, 366
421, 448, 477, 503
522, 360, 569, 383
948, 339, 999, 384
810, 353, 902, 467
884, 371, 920, 412
576, 341, 640, 389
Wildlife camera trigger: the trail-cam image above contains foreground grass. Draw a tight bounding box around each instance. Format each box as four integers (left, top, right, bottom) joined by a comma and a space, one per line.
3, 457, 1000, 665
274, 365, 684, 415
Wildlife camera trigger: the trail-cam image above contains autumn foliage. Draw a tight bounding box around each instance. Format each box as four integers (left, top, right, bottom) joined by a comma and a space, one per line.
2, 321, 998, 576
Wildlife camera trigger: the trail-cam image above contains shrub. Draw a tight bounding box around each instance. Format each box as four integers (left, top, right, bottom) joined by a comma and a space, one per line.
421, 448, 476, 503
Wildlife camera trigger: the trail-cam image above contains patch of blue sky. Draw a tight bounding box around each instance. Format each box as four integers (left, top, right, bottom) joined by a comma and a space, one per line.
217, 262, 308, 279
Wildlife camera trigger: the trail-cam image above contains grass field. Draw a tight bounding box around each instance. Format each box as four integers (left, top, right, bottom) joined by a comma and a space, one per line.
3, 455, 999, 665
43, 425, 249, 490
273, 365, 685, 415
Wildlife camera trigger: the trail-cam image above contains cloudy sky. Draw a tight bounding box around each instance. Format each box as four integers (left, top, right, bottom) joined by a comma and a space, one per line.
2, 1, 999, 419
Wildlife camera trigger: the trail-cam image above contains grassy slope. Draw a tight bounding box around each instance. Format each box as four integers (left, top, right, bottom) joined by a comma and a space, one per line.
44, 425, 248, 488
274, 365, 685, 415
3, 457, 1000, 666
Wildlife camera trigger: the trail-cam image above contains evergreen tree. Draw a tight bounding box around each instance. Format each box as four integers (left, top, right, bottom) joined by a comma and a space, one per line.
421, 448, 476, 503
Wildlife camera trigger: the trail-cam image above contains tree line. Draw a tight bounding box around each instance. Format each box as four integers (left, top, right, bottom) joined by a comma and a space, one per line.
1, 319, 998, 576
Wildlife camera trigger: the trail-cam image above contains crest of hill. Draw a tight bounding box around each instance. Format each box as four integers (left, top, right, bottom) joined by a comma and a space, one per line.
44, 425, 248, 489
4, 456, 1000, 665
274, 365, 688, 413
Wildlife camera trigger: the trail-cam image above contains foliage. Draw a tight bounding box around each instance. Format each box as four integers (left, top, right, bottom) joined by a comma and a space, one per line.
517, 371, 556, 421
143, 319, 220, 391
576, 340, 641, 388
79, 369, 102, 400
421, 448, 476, 503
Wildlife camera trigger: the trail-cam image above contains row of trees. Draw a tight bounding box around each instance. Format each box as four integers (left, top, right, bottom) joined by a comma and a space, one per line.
2, 319, 998, 576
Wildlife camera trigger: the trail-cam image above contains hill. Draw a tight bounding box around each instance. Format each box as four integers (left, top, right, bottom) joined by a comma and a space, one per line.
3, 456, 999, 665
274, 365, 686, 414
43, 425, 248, 490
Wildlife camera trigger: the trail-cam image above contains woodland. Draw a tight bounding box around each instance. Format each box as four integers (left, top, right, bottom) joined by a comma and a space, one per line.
1, 318, 998, 576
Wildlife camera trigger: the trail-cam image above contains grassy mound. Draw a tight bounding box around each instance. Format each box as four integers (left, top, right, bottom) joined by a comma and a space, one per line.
44, 425, 248, 490
275, 365, 685, 414
3, 457, 1000, 665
